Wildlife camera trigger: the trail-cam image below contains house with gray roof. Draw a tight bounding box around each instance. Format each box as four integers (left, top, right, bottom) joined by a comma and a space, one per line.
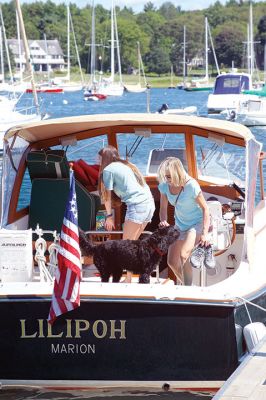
7, 39, 65, 73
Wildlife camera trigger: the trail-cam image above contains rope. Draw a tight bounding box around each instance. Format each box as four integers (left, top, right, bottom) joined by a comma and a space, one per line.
34, 237, 53, 282
237, 296, 266, 314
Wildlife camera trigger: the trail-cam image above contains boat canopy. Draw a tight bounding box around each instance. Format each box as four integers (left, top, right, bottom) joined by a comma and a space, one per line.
213, 74, 251, 95
4, 113, 254, 145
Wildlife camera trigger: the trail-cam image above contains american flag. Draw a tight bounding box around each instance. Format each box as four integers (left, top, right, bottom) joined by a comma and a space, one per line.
48, 170, 82, 324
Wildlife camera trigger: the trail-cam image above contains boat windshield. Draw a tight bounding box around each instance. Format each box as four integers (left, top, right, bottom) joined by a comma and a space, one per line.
117, 133, 187, 175
214, 75, 250, 94
194, 135, 246, 187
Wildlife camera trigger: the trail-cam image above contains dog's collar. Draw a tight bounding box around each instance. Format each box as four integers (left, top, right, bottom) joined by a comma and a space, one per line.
150, 244, 165, 256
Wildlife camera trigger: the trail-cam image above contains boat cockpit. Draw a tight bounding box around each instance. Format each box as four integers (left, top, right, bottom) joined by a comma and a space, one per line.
0, 114, 265, 294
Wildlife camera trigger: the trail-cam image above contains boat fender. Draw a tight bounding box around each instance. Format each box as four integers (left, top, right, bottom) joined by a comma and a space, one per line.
243, 322, 266, 353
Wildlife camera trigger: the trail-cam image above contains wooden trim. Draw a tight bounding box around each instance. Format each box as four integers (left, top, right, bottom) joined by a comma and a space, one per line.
8, 148, 32, 224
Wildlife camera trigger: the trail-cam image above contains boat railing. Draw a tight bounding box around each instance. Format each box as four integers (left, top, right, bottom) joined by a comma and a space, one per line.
33, 227, 160, 284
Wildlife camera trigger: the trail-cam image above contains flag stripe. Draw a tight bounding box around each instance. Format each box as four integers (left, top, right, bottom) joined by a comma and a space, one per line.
48, 170, 82, 324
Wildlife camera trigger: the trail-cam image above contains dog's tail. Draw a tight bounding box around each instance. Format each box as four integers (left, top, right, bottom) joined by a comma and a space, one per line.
78, 228, 96, 256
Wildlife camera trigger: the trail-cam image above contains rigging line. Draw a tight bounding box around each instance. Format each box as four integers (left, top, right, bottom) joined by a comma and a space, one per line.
161, 134, 167, 149
126, 136, 144, 158
236, 296, 266, 314
68, 138, 105, 155
201, 143, 219, 168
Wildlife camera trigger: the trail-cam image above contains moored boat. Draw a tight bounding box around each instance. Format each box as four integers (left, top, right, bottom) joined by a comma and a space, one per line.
207, 71, 254, 115
26, 84, 63, 93
0, 114, 266, 391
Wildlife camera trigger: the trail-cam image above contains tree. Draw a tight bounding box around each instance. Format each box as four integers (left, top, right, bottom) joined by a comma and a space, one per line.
214, 23, 245, 67
255, 15, 266, 70
144, 2, 157, 13
159, 2, 180, 20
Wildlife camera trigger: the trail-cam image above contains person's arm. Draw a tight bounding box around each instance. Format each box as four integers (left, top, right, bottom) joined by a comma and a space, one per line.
196, 192, 210, 245
104, 189, 115, 231
159, 193, 170, 227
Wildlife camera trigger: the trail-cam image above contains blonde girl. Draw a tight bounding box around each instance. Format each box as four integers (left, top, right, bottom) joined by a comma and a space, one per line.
157, 157, 210, 285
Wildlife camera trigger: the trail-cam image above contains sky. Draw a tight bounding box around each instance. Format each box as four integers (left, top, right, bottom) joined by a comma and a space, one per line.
19, 0, 260, 12
19, 0, 228, 12
93, 0, 227, 11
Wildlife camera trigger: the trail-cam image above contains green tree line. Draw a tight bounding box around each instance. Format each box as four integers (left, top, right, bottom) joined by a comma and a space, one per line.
2, 0, 266, 76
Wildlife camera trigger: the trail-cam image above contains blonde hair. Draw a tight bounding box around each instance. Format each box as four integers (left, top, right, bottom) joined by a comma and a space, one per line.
157, 157, 188, 186
98, 145, 145, 202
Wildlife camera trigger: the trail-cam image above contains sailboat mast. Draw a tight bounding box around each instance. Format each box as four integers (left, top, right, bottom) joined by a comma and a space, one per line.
205, 17, 208, 81
249, 1, 254, 79
110, 0, 114, 82
137, 41, 141, 85
114, 3, 122, 84
15, 0, 39, 112
0, 27, 4, 83
0, 6, 14, 85
16, 11, 23, 84
69, 10, 84, 86
90, 0, 96, 85
67, 5, 70, 82
183, 25, 186, 81
207, 19, 220, 75
44, 33, 50, 82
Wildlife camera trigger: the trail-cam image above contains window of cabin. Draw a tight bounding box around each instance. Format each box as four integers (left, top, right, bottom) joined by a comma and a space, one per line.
116, 132, 187, 176
194, 134, 246, 187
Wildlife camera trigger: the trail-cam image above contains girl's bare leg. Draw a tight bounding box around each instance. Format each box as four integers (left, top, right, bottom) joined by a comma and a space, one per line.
180, 230, 201, 286
123, 220, 148, 283
167, 240, 184, 284
167, 230, 199, 285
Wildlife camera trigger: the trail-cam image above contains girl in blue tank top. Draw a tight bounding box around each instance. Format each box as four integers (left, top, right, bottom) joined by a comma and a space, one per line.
157, 157, 210, 285
98, 145, 155, 283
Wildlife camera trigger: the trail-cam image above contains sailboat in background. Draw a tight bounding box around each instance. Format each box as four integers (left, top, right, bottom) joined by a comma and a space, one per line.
96, 0, 124, 96
0, 0, 47, 154
177, 25, 187, 90
54, 5, 84, 92
84, 0, 107, 101
184, 17, 220, 92
124, 41, 147, 93
168, 65, 175, 89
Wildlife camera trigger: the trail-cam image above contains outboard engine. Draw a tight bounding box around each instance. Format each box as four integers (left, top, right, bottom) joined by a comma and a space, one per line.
227, 109, 236, 121
157, 103, 169, 114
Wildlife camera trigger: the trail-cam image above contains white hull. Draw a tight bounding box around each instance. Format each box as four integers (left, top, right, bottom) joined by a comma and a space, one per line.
97, 82, 124, 96
163, 106, 197, 115
236, 97, 266, 126
124, 83, 146, 93
60, 84, 83, 92
207, 93, 256, 114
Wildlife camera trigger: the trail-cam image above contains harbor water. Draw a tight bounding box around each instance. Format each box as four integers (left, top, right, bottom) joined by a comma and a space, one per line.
0, 87, 265, 400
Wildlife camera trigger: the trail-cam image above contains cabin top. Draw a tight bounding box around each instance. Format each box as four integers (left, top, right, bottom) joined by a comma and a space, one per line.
4, 113, 253, 146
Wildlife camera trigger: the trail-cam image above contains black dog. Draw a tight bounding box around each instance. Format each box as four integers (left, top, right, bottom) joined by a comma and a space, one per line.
79, 226, 180, 283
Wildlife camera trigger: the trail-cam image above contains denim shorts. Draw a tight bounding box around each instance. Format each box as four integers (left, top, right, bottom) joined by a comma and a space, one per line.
125, 199, 155, 224
176, 222, 203, 240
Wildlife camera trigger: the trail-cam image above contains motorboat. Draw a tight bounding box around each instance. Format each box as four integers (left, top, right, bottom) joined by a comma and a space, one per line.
233, 97, 266, 126
0, 114, 265, 392
156, 103, 197, 115
207, 72, 254, 115
83, 89, 107, 101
